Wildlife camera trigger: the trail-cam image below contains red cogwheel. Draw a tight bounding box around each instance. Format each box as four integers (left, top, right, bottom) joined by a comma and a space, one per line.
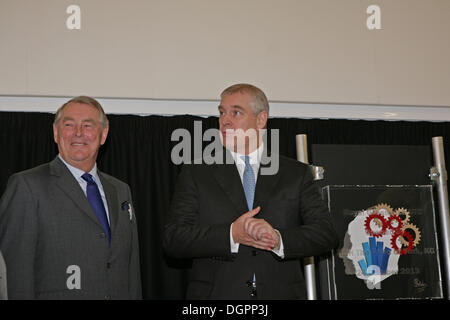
386, 214, 403, 233
364, 213, 387, 237
391, 230, 414, 255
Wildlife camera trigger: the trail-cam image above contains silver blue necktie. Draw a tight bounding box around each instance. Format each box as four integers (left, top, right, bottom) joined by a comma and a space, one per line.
241, 155, 256, 211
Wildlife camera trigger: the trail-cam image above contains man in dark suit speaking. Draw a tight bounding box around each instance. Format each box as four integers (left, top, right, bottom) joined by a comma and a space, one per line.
164, 83, 339, 299
0, 96, 141, 299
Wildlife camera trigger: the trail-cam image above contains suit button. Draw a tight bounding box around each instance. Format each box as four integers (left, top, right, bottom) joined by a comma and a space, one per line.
106, 262, 112, 269
99, 233, 106, 239
104, 295, 111, 300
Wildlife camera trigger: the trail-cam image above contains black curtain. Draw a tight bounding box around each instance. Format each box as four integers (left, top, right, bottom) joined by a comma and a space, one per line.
1, 111, 450, 299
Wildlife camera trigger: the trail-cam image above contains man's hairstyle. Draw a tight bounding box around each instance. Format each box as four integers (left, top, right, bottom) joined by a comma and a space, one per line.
220, 83, 270, 116
54, 96, 109, 128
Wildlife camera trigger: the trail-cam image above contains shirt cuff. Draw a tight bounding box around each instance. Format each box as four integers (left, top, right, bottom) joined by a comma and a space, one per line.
271, 229, 285, 259
230, 224, 240, 253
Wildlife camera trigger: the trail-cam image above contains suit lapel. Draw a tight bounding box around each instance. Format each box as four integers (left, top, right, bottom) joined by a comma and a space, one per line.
253, 153, 281, 214
212, 150, 249, 217
50, 157, 103, 229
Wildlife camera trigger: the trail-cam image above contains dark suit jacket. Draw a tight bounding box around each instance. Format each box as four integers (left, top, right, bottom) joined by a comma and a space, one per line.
164, 151, 339, 299
0, 250, 6, 300
0, 157, 141, 299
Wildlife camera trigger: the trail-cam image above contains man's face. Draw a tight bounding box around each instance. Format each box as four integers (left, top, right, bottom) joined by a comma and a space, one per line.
218, 91, 267, 154
53, 102, 108, 172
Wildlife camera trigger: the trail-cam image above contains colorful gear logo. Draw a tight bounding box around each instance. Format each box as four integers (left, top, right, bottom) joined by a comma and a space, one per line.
400, 223, 421, 248
394, 207, 411, 225
364, 213, 387, 238
391, 230, 414, 255
362, 203, 421, 256
386, 214, 403, 233
373, 203, 394, 216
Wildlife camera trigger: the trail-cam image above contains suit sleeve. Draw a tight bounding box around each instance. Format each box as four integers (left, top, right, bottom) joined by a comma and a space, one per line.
163, 165, 232, 259
126, 185, 142, 300
280, 167, 339, 259
0, 173, 38, 299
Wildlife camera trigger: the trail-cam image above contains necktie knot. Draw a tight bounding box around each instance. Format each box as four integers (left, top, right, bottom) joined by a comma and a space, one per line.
81, 173, 94, 184
241, 155, 251, 166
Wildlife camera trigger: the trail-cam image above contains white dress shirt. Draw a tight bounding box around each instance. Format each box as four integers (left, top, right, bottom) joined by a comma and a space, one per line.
228, 145, 284, 258
58, 154, 110, 224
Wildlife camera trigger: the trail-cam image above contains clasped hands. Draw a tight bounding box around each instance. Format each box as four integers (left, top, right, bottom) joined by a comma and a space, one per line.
231, 206, 280, 251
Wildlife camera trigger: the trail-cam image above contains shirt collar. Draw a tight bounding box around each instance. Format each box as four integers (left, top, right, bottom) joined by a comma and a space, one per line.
58, 154, 99, 182
229, 143, 264, 166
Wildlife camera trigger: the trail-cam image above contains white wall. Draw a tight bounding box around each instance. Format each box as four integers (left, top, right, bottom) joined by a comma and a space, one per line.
0, 0, 449, 118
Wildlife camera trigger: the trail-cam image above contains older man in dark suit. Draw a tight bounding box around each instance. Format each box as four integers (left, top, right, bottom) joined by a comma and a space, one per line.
0, 96, 141, 299
164, 83, 339, 299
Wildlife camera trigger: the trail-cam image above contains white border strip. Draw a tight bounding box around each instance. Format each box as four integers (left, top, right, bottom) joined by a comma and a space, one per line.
0, 95, 449, 122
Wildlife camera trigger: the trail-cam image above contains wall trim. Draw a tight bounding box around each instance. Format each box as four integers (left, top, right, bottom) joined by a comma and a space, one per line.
0, 95, 449, 122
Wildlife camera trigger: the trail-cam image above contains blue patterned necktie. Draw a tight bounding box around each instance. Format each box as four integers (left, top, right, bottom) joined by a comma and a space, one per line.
241, 155, 256, 211
241, 156, 257, 295
82, 173, 111, 245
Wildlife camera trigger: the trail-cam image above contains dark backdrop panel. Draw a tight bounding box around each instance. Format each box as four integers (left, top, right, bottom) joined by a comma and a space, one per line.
1, 111, 450, 299
310, 144, 432, 186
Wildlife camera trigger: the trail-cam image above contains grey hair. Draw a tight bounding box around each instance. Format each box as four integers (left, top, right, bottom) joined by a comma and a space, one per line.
220, 83, 270, 116
54, 96, 109, 128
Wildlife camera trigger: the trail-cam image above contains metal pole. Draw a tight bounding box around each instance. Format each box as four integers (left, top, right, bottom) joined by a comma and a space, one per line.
296, 134, 317, 300
296, 134, 309, 164
431, 136, 450, 299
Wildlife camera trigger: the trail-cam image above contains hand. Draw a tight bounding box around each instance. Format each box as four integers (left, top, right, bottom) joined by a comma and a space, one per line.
231, 206, 280, 251
245, 218, 280, 251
